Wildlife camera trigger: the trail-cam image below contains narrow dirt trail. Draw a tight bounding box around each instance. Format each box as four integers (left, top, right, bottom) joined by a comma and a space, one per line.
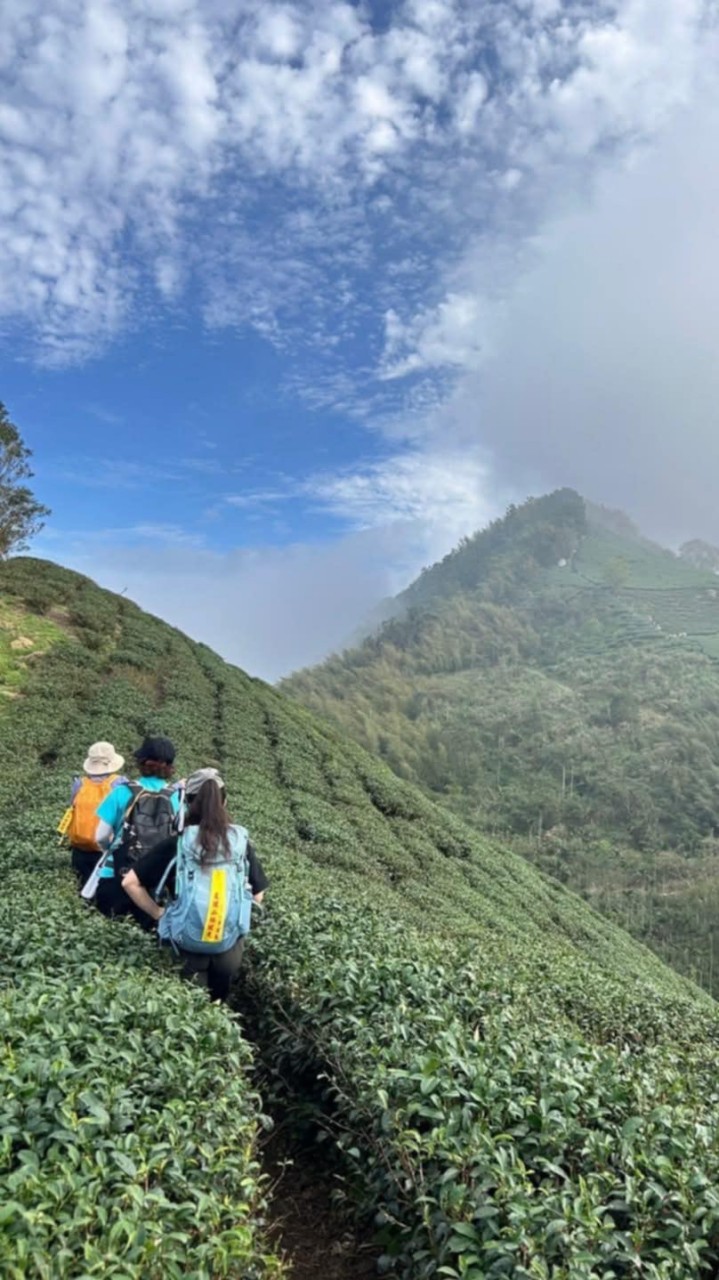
262, 1124, 390, 1280
232, 985, 395, 1277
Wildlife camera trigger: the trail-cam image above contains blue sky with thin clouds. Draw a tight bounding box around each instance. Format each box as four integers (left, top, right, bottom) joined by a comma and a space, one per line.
3, 0, 719, 678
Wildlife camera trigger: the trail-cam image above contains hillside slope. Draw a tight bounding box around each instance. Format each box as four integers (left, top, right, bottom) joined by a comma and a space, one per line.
4, 555, 719, 1277
284, 491, 719, 995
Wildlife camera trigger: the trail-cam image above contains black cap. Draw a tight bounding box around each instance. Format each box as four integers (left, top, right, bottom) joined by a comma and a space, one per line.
134, 735, 176, 764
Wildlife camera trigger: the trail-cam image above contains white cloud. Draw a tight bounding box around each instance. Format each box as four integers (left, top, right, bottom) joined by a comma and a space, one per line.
455, 71, 488, 134
225, 490, 288, 510
381, 295, 488, 379
52, 452, 232, 490
375, 0, 707, 385
39, 521, 206, 548
1, 0, 709, 367
548, 0, 701, 153
304, 446, 501, 565
222, 446, 498, 557
255, 8, 303, 61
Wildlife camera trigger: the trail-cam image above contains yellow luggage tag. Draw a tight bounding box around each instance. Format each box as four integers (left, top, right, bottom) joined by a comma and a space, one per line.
57, 808, 73, 842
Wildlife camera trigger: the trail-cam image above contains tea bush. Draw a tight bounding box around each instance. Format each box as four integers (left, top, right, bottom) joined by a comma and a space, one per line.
0, 564, 284, 1276
0, 855, 283, 1278
4, 555, 719, 1278
245, 888, 719, 1279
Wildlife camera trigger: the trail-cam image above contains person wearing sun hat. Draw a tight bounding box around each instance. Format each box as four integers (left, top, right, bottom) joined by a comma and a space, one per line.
122, 765, 268, 1002
83, 741, 126, 777
67, 742, 127, 888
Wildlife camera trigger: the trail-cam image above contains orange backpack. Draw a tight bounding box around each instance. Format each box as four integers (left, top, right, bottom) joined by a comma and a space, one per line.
68, 775, 120, 852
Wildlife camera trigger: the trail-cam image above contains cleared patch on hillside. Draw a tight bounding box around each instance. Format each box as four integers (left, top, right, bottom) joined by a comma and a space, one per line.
0, 596, 72, 697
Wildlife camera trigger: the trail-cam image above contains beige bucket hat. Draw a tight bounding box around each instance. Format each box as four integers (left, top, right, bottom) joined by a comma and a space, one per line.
84, 741, 125, 775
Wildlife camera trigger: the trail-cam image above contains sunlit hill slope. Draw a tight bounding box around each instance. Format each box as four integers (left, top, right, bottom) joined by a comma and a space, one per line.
3, 553, 719, 1278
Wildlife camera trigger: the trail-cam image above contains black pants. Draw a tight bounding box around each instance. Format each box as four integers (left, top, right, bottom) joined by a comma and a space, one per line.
95, 877, 154, 931
71, 847, 100, 889
180, 938, 245, 1003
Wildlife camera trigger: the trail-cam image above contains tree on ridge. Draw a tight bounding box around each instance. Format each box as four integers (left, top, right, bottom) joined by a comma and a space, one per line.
0, 401, 50, 557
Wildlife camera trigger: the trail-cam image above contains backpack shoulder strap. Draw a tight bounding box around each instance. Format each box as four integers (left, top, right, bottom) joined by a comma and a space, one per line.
229, 825, 249, 867
176, 829, 197, 887
121, 783, 145, 827
155, 851, 178, 901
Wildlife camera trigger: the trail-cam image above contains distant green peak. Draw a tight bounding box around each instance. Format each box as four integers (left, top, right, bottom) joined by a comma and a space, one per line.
398, 487, 588, 609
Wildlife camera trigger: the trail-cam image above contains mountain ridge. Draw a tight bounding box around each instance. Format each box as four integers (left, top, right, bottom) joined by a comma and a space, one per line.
283, 490, 719, 996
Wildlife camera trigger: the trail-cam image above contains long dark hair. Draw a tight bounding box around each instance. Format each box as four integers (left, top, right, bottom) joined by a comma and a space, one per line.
186, 780, 231, 861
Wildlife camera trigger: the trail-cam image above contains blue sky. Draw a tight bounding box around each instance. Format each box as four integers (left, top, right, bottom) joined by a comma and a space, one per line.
3, 0, 719, 678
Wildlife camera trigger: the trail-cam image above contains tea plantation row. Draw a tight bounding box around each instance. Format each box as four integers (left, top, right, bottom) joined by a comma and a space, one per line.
0, 565, 284, 1277
0, 869, 279, 1278
3, 558, 719, 1277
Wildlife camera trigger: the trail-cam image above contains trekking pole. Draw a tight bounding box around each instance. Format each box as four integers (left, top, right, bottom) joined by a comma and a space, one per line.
175, 780, 187, 833
81, 850, 109, 903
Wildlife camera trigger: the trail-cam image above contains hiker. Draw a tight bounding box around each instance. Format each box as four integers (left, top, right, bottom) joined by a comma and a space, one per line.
65, 742, 127, 888
93, 736, 181, 926
122, 767, 267, 1002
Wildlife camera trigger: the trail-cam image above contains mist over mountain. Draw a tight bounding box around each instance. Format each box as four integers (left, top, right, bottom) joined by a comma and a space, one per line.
285, 489, 719, 995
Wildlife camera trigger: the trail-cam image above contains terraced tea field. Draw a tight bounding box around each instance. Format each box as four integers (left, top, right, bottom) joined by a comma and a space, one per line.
4, 555, 719, 1278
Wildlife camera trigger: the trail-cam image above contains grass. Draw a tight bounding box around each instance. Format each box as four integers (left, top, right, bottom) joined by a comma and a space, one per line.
0, 596, 71, 695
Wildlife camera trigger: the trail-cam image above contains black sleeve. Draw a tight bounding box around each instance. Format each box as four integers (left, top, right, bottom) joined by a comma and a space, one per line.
133, 835, 179, 895
246, 841, 269, 895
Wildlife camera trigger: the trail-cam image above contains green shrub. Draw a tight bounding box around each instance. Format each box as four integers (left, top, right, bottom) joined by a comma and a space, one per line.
0, 975, 277, 1279
4, 557, 719, 1279
247, 890, 719, 1279
0, 860, 283, 1279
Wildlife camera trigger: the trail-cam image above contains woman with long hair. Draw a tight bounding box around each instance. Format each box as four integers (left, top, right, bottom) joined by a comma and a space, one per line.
122, 767, 267, 1002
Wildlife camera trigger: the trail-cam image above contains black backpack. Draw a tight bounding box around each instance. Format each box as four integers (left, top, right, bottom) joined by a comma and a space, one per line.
114, 785, 176, 877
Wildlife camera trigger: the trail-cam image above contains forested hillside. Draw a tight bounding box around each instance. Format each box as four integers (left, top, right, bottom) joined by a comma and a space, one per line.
5, 554, 719, 1276
284, 491, 719, 995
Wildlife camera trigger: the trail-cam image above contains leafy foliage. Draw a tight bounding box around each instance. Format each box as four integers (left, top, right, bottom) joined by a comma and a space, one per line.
0, 868, 282, 1277
284, 492, 719, 996
4, 554, 719, 1277
0, 404, 50, 557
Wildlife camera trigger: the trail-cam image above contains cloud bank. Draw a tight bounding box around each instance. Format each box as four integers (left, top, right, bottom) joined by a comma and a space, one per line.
418, 77, 719, 546
57, 524, 440, 682
7, 0, 719, 674
45, 447, 497, 680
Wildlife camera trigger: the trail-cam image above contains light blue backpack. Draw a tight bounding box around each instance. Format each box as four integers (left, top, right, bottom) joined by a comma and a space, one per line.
156, 825, 252, 955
